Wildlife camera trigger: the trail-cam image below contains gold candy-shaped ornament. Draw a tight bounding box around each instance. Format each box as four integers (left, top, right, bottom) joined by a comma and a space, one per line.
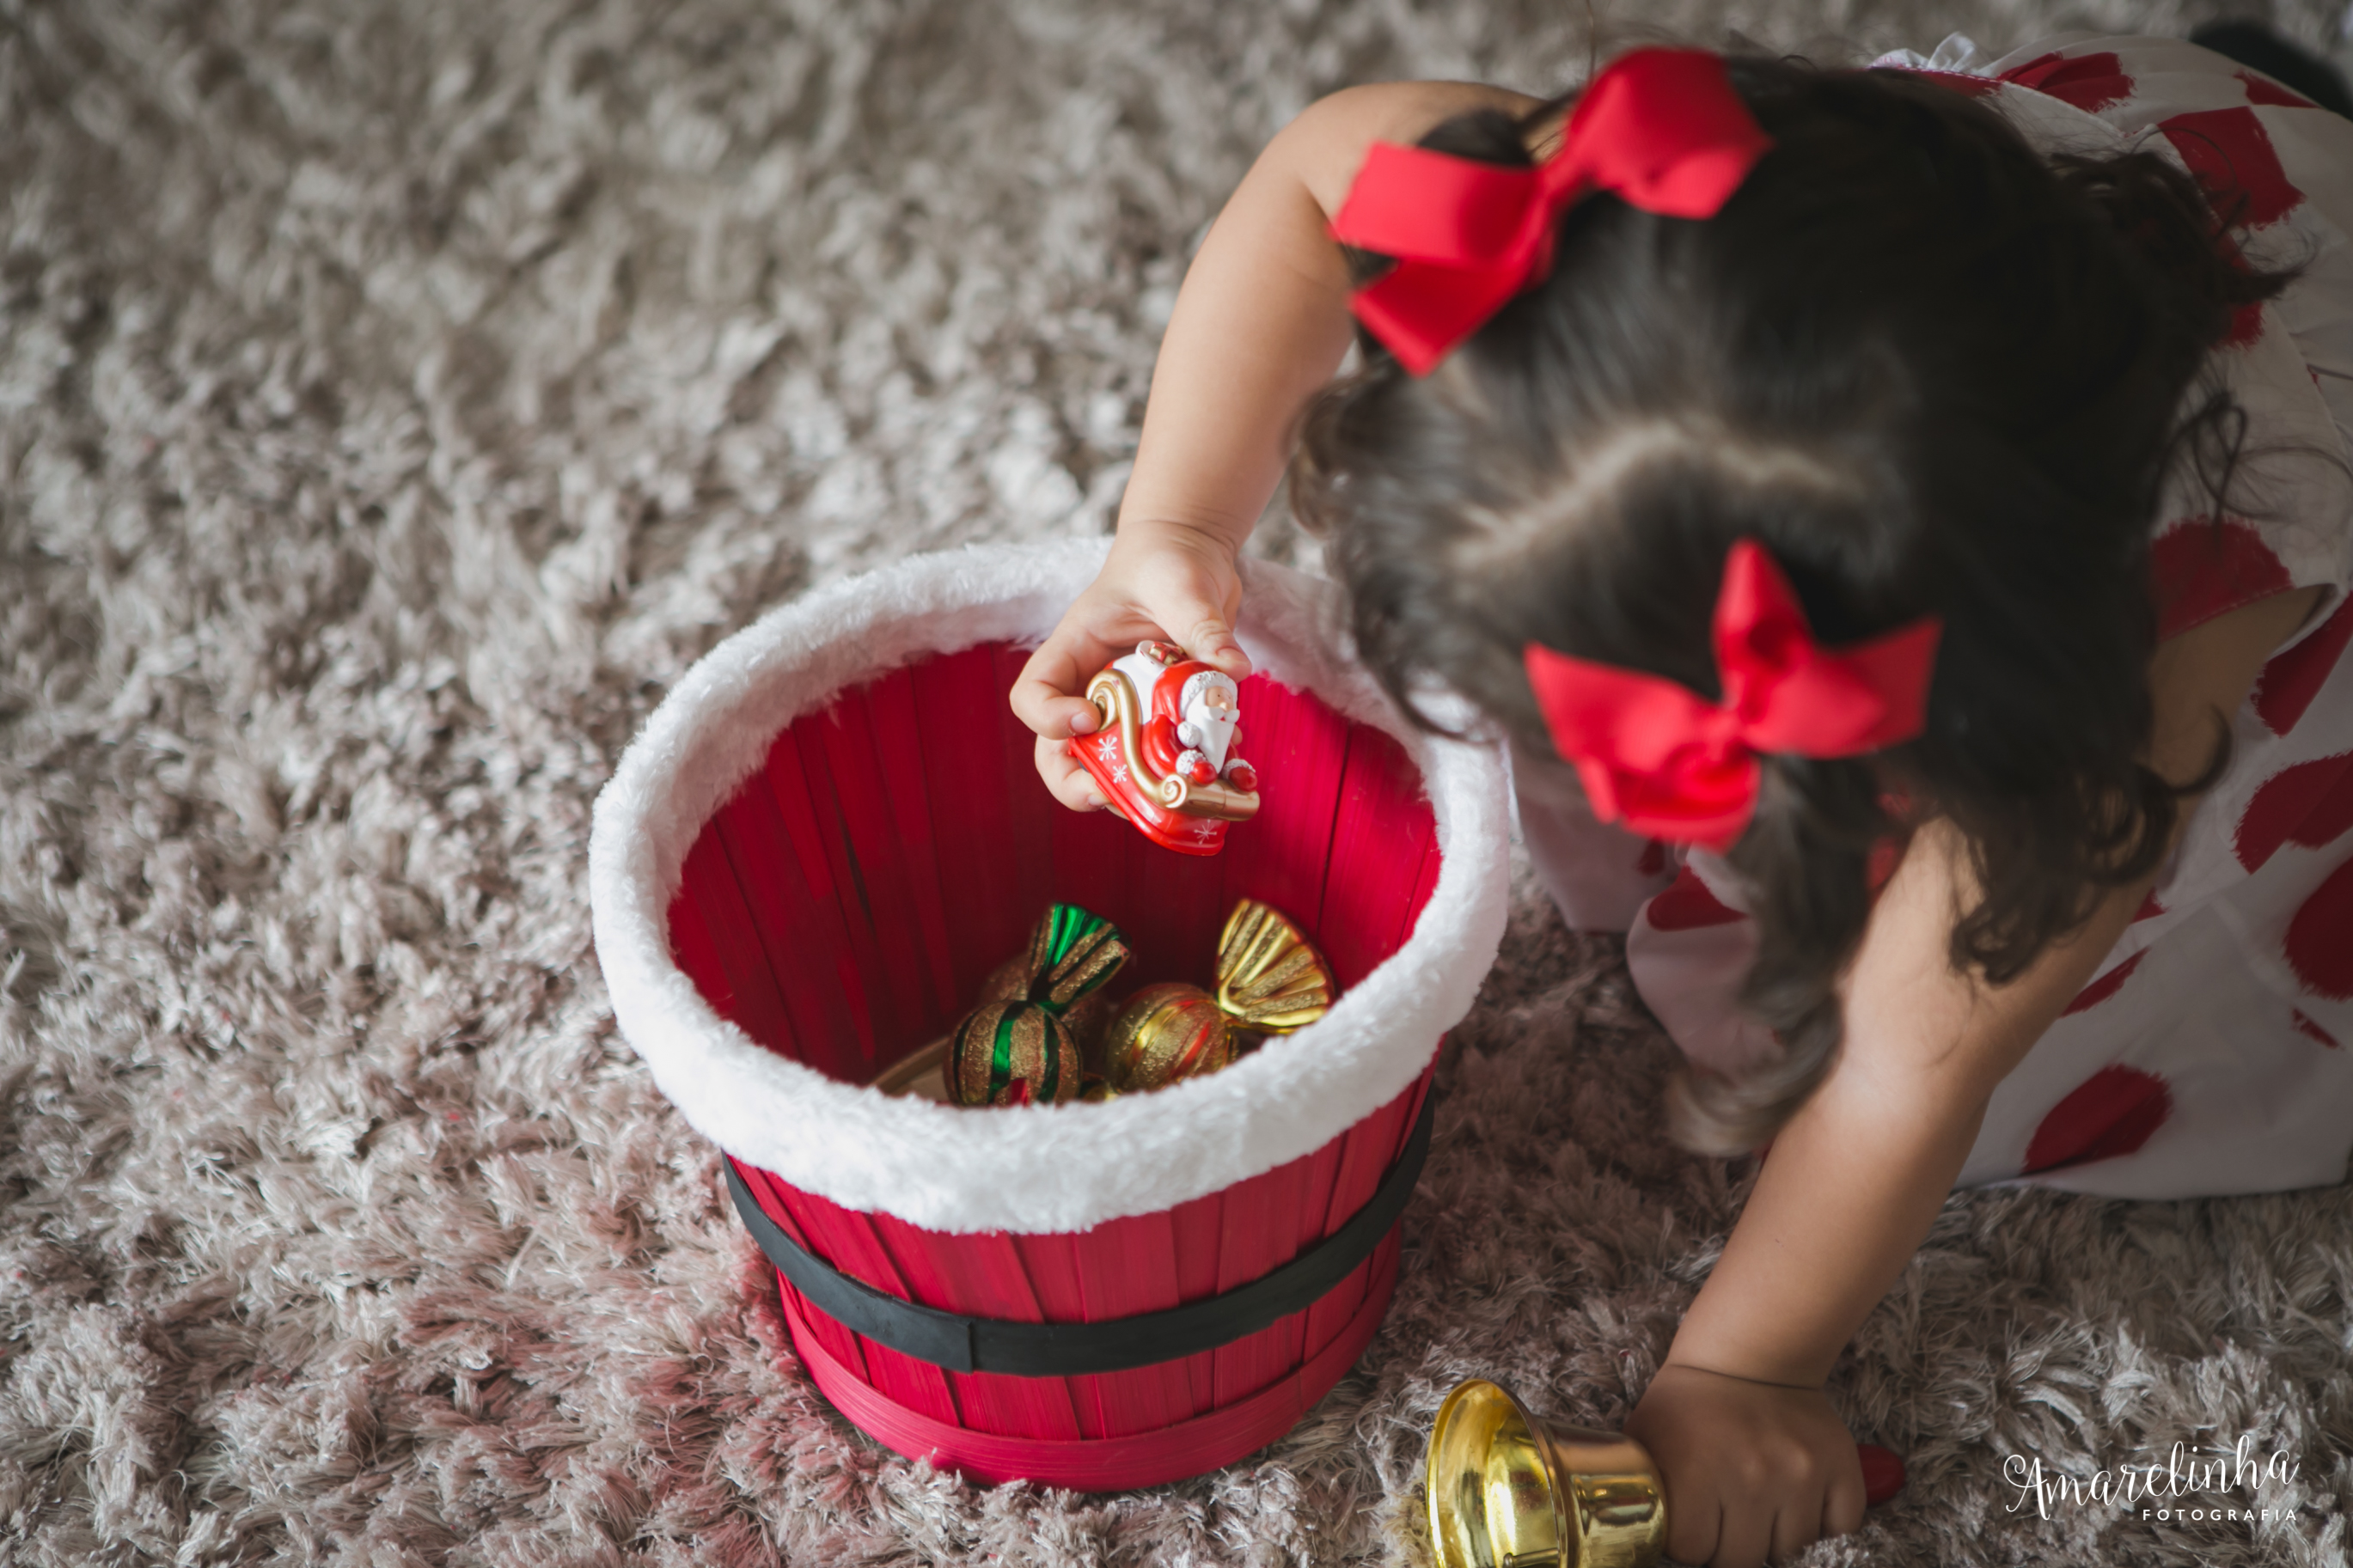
947, 905, 1130, 1107
1099, 900, 1337, 1095
976, 947, 1115, 1052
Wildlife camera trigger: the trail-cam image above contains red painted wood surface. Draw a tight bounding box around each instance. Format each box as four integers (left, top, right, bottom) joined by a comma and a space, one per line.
674, 642, 1449, 1486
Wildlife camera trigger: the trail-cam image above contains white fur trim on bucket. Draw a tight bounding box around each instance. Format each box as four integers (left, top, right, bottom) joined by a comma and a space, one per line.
588, 536, 1510, 1235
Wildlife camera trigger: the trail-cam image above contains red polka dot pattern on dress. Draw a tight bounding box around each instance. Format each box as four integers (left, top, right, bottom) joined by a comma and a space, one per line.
2022, 1064, 2173, 1174
2062, 949, 2146, 1016
2160, 107, 2303, 229
2234, 752, 2353, 871
2286, 857, 2353, 999
2000, 51, 2134, 113
2238, 70, 2319, 110
2227, 300, 2270, 350
2150, 519, 2295, 639
2253, 592, 2353, 735
2153, 105, 2303, 347
2291, 1009, 2341, 1048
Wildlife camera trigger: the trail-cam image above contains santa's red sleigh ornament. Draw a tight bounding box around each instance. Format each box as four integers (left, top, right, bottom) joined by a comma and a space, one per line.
1069, 641, 1261, 855
588, 539, 1507, 1492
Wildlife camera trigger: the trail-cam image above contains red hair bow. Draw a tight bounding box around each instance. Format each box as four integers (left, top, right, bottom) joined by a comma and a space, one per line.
1523, 540, 1943, 851
1329, 48, 1772, 375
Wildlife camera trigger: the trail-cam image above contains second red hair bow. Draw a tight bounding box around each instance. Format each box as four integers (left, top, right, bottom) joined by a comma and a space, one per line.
1329, 48, 1772, 375
1523, 540, 1943, 851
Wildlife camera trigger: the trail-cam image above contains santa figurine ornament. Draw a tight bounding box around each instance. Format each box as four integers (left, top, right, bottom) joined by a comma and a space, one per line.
1067, 640, 1262, 856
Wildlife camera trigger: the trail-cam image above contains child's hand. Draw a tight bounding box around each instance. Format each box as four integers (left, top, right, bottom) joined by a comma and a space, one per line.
1012, 520, 1253, 810
1623, 1363, 1868, 1568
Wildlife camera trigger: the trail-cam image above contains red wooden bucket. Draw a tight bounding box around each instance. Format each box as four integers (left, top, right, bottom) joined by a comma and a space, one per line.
590, 540, 1508, 1490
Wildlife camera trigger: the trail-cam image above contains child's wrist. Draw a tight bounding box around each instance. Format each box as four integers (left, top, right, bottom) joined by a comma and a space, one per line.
1656, 1335, 1835, 1391
1657, 1357, 1824, 1394
1111, 509, 1250, 565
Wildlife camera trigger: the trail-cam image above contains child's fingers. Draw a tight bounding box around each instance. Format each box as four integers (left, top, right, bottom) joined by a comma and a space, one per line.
1708, 1505, 1771, 1568
1769, 1490, 1830, 1565
1183, 613, 1254, 680
1146, 585, 1250, 681
1663, 1493, 1729, 1568
1035, 733, 1106, 811
1820, 1459, 1868, 1538
1012, 634, 1109, 740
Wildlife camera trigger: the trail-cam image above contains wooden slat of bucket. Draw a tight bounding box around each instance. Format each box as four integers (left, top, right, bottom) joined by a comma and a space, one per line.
1046, 783, 1129, 961
910, 647, 1032, 1003
750, 729, 879, 1079
776, 1187, 966, 1426
867, 1215, 1085, 1443
1300, 1080, 1418, 1360
1117, 816, 1224, 1004
1288, 1133, 1349, 1315
1403, 839, 1444, 944
807, 688, 944, 1055
664, 888, 742, 1038
711, 768, 856, 1081
677, 832, 797, 1057
744, 1174, 871, 1387
1209, 1150, 1319, 1408
863, 667, 963, 1049
1168, 1188, 1225, 1415
736, 1162, 883, 1396
1067, 1209, 1196, 1438
991, 642, 1060, 943
1007, 1233, 1118, 1441
793, 699, 906, 1065
1317, 725, 1439, 990
1220, 677, 1349, 937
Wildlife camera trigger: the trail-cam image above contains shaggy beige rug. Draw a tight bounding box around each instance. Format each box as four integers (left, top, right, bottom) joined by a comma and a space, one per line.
3, 1, 2350, 1563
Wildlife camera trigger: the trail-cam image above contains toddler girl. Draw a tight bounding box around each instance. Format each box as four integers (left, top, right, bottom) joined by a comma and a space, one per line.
1012, 29, 2353, 1567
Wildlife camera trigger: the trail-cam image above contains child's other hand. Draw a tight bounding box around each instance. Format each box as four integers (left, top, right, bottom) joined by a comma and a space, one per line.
1623, 1362, 1868, 1568
1011, 520, 1252, 810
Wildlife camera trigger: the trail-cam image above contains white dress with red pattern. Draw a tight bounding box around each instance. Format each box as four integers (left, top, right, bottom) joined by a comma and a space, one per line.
1516, 33, 2353, 1199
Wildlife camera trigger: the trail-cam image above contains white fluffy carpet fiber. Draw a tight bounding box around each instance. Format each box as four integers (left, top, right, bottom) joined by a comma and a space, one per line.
3, 1, 2352, 1563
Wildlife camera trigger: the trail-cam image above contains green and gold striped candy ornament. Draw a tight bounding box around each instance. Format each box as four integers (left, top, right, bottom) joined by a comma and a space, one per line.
947, 905, 1131, 1107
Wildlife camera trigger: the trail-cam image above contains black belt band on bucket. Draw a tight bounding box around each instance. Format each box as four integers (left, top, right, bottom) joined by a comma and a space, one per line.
724, 1089, 1437, 1378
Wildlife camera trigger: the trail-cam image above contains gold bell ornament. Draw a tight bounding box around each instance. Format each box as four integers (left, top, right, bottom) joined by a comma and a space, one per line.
1424, 1379, 1907, 1568
945, 905, 1129, 1107
1099, 899, 1336, 1095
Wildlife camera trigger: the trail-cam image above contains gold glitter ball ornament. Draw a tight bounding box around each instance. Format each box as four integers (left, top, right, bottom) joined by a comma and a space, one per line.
1100, 983, 1235, 1092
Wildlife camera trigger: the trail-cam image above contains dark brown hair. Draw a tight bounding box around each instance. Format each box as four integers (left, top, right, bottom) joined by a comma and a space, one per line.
1290, 54, 2295, 1155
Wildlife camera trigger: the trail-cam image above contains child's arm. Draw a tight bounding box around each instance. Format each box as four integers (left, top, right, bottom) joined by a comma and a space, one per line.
1626, 582, 2328, 1568
1010, 81, 1542, 807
